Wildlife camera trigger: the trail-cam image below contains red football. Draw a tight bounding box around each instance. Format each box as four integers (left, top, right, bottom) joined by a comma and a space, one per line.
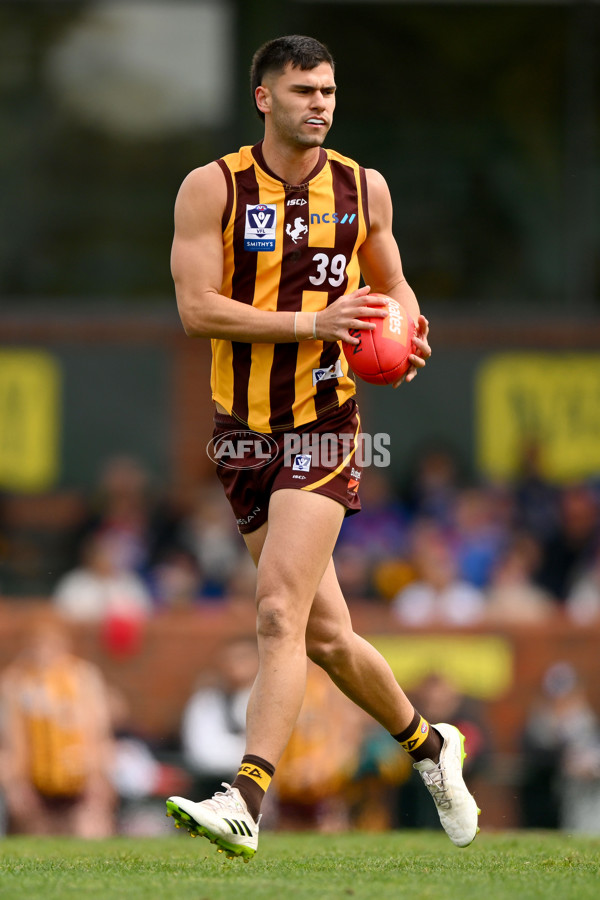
343, 294, 416, 385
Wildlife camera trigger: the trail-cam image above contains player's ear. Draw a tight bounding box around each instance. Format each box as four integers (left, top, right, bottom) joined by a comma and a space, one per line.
255, 85, 271, 116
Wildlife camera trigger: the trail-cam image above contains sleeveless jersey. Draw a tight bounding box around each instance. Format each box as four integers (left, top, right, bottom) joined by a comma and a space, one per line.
213, 142, 370, 433
14, 657, 89, 797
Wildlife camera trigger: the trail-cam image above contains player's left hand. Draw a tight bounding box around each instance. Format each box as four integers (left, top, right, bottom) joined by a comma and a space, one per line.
392, 315, 431, 388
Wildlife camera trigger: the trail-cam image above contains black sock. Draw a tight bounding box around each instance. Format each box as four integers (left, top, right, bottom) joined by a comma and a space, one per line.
392, 710, 443, 763
231, 754, 275, 821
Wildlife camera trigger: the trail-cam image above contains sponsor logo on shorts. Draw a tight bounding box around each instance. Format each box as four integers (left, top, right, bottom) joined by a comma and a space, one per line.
292, 454, 311, 473
244, 203, 276, 252
347, 466, 362, 495
312, 360, 344, 386
207, 430, 278, 469
237, 507, 261, 527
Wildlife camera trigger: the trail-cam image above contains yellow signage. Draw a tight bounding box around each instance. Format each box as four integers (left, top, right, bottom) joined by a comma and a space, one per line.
477, 354, 600, 483
367, 634, 513, 700
0, 350, 61, 491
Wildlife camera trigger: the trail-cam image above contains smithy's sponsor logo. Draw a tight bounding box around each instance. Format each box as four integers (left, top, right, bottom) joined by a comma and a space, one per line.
244, 204, 277, 251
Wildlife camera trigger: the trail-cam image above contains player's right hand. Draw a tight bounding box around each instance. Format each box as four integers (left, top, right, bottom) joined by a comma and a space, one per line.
315, 285, 389, 344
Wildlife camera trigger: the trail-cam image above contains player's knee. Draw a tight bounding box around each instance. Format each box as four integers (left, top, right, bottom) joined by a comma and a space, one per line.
256, 597, 300, 642
306, 628, 352, 670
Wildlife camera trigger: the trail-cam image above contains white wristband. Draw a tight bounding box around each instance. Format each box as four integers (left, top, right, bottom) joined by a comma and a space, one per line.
294, 311, 318, 341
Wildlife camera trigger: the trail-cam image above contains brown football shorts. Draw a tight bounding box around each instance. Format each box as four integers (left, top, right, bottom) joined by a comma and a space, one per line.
211, 399, 363, 534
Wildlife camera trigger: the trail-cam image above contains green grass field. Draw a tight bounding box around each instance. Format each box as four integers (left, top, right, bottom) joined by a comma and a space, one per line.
0, 831, 598, 900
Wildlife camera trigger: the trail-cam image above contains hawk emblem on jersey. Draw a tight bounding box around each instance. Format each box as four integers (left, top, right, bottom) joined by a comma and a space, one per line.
245, 204, 277, 251
286, 217, 308, 244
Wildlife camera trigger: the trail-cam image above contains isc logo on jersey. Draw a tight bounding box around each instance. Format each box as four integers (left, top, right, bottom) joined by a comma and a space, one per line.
245, 204, 277, 251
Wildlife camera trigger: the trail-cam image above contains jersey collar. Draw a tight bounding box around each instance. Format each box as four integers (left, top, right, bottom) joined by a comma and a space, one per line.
251, 141, 328, 189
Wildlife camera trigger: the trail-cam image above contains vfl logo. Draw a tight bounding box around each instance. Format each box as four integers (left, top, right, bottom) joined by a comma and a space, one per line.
292, 454, 311, 473
312, 360, 344, 386
286, 217, 308, 244
244, 203, 277, 252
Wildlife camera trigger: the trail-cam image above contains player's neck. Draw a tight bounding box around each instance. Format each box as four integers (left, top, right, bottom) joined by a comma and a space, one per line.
260, 136, 321, 187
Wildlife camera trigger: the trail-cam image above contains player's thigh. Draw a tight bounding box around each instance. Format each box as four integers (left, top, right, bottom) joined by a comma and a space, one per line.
256, 488, 346, 607
243, 520, 268, 567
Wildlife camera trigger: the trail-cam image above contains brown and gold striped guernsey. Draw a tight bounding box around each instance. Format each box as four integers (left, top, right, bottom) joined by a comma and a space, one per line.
18, 658, 88, 797
212, 141, 370, 433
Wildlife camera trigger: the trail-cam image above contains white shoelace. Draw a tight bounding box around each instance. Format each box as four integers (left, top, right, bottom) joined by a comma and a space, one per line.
203, 783, 242, 812
421, 766, 452, 810
204, 783, 261, 825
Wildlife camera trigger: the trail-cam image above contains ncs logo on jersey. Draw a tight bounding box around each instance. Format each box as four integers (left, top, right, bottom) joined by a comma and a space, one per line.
245, 204, 277, 251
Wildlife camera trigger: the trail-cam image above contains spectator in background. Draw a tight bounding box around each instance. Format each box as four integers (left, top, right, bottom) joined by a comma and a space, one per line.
520, 661, 600, 833
485, 534, 558, 624
334, 469, 410, 602
274, 662, 366, 832
566, 545, 600, 625
0, 613, 115, 836
181, 637, 258, 801
52, 531, 152, 624
392, 521, 486, 626
108, 687, 189, 836
176, 484, 245, 599
536, 483, 599, 602
404, 445, 461, 529
452, 487, 507, 590
513, 442, 559, 543
68, 455, 180, 579
150, 548, 204, 611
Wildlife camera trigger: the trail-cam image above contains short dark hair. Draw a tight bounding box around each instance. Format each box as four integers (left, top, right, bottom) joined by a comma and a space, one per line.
250, 35, 335, 121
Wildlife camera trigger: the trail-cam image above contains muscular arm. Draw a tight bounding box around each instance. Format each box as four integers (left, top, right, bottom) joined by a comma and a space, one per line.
172, 164, 300, 342
171, 164, 385, 345
359, 169, 431, 382
358, 169, 420, 321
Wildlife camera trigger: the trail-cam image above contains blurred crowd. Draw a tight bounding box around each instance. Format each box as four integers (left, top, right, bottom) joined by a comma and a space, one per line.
0, 446, 600, 837
1, 612, 599, 838
3, 446, 600, 625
